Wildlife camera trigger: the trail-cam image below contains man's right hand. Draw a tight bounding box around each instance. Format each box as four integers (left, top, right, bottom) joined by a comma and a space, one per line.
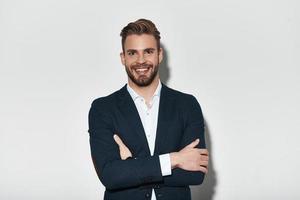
113, 134, 132, 160
170, 139, 209, 173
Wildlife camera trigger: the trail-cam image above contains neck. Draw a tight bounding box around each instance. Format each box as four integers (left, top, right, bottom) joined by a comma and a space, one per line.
128, 75, 160, 103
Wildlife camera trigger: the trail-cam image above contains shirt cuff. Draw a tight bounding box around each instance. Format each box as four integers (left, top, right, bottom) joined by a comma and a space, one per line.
159, 153, 172, 176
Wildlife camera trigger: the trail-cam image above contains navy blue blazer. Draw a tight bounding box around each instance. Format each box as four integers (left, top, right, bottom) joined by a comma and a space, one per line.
88, 83, 206, 200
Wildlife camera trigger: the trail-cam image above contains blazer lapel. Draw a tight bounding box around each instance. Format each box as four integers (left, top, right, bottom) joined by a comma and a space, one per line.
154, 84, 174, 155
117, 85, 151, 155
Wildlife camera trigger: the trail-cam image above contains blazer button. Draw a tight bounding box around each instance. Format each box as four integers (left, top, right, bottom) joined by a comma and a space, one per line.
145, 193, 151, 198
157, 193, 163, 198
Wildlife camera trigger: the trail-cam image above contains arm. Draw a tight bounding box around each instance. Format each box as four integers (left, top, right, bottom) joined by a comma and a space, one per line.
163, 95, 207, 186
88, 100, 163, 190
113, 95, 209, 187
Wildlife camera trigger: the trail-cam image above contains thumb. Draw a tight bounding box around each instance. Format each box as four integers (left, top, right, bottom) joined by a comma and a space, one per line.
185, 138, 200, 148
113, 134, 125, 147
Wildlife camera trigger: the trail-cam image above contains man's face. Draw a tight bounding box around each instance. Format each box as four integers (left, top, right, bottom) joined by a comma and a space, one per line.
120, 34, 163, 87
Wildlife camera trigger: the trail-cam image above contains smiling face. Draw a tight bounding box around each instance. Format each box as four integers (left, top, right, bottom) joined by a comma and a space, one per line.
120, 34, 163, 87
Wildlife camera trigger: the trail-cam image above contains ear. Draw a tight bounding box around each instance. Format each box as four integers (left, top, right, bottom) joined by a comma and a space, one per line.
120, 52, 125, 65
158, 47, 163, 64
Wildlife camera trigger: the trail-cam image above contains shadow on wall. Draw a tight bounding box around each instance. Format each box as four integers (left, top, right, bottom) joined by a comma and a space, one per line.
159, 44, 217, 200
191, 120, 217, 200
159, 44, 171, 84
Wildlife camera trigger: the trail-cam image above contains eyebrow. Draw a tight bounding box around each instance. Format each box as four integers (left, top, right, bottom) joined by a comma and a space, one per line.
126, 48, 156, 53
126, 49, 137, 53
144, 48, 156, 51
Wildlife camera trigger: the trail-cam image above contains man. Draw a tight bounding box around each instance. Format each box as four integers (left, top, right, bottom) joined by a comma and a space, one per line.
88, 19, 209, 200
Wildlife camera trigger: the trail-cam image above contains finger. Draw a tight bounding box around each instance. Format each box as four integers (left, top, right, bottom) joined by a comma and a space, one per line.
113, 134, 125, 147
200, 160, 209, 167
198, 149, 209, 155
185, 139, 200, 148
200, 155, 209, 161
193, 165, 208, 174
192, 165, 208, 173
198, 166, 208, 174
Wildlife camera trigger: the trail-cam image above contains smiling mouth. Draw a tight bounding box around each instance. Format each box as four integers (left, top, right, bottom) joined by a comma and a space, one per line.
134, 67, 151, 75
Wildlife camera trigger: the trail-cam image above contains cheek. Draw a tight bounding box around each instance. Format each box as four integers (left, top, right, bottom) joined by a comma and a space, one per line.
146, 55, 158, 63
125, 56, 137, 64
124, 58, 133, 66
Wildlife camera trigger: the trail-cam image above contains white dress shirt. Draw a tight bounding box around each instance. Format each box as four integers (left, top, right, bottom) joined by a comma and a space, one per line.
127, 81, 171, 200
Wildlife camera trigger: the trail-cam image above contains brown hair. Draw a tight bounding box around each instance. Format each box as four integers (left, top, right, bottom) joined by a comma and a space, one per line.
120, 19, 161, 52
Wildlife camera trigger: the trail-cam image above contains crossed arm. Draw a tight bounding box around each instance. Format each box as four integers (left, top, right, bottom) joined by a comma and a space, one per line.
114, 134, 209, 173
89, 96, 209, 190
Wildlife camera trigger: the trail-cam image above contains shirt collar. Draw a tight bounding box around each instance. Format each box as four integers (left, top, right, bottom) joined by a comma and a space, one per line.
127, 80, 162, 102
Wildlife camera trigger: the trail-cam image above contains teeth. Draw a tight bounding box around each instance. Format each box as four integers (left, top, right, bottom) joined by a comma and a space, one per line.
136, 68, 148, 72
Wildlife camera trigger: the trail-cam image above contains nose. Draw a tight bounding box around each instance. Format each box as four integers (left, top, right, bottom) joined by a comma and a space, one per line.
137, 54, 145, 63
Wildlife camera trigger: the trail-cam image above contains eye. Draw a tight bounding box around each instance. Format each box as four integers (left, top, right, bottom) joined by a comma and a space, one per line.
127, 51, 136, 56
145, 49, 154, 54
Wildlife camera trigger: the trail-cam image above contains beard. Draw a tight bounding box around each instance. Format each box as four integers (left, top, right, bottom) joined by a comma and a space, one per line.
125, 62, 159, 87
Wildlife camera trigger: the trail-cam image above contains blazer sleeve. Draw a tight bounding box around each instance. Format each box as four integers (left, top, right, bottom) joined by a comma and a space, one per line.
88, 100, 163, 190
163, 95, 206, 186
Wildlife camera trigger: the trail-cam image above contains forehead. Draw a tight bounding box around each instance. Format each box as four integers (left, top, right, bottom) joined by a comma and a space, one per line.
124, 34, 157, 50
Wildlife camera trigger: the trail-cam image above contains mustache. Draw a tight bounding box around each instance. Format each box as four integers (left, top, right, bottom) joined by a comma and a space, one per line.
132, 63, 153, 69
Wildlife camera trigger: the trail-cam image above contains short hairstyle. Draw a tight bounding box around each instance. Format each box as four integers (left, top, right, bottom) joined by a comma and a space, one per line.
120, 19, 161, 52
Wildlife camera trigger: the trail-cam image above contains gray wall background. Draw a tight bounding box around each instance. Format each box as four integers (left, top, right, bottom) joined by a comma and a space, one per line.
1, 0, 299, 199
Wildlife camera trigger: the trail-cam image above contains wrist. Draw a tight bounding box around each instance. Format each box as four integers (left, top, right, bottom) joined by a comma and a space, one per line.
170, 152, 180, 169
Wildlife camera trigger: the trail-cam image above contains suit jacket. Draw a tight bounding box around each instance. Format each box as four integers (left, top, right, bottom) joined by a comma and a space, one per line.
88, 83, 206, 200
